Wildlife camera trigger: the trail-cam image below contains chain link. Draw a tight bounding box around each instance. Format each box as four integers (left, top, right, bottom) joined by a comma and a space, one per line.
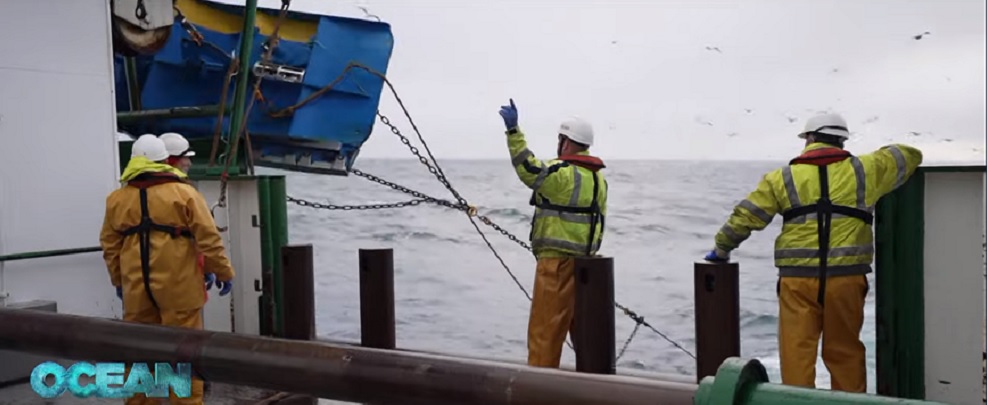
617, 322, 641, 361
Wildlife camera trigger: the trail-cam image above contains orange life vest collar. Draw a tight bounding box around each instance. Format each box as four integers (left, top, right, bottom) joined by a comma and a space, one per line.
558, 154, 606, 172
790, 147, 852, 166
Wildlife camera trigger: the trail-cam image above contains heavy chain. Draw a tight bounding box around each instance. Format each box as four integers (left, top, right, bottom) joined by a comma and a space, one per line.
476, 214, 532, 251
350, 169, 465, 211
286, 195, 428, 211
375, 113, 469, 207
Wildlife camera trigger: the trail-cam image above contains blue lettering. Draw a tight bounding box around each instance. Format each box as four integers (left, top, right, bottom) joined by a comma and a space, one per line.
33, 361, 195, 399
154, 363, 192, 398
30, 361, 66, 398
95, 363, 127, 398
124, 363, 162, 398
66, 362, 97, 397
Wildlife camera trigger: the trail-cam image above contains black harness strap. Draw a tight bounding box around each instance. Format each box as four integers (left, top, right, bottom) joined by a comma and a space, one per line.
815, 165, 833, 307
119, 178, 193, 308
584, 171, 602, 256
780, 157, 872, 307
138, 188, 159, 308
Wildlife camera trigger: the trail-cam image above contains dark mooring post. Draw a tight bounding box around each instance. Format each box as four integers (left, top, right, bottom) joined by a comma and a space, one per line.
574, 256, 616, 374
693, 261, 740, 382
359, 248, 396, 349
280, 244, 318, 405
282, 245, 316, 340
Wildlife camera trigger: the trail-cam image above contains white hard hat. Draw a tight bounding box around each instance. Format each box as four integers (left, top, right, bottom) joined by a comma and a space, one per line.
131, 134, 169, 162
798, 113, 850, 140
559, 117, 594, 146
159, 132, 196, 157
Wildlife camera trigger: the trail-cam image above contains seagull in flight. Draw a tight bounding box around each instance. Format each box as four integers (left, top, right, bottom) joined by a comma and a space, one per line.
913, 31, 931, 40
705, 46, 722, 53
358, 6, 380, 22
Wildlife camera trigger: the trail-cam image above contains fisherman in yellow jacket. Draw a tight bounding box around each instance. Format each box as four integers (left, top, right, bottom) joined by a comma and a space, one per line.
100, 134, 235, 405
498, 99, 608, 368
703, 113, 923, 392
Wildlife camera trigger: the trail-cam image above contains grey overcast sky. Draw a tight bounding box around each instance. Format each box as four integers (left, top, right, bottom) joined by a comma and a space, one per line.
219, 0, 986, 162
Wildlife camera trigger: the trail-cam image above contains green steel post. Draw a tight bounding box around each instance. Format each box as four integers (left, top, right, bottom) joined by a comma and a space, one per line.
875, 173, 926, 399
694, 357, 769, 405
256, 177, 279, 336
268, 176, 290, 336
220, 0, 259, 176
695, 357, 949, 405
124, 57, 142, 111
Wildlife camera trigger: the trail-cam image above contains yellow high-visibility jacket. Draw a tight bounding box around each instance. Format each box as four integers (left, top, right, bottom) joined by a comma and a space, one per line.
714, 142, 923, 276
507, 128, 608, 259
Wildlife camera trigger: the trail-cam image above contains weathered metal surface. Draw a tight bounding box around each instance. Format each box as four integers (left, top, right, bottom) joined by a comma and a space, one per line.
0, 308, 697, 405
573, 256, 615, 374
280, 244, 318, 405
282, 245, 316, 341
359, 248, 396, 350
694, 262, 740, 383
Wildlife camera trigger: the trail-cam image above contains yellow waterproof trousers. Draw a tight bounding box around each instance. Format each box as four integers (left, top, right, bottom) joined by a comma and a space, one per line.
778, 275, 868, 393
123, 307, 206, 405
527, 257, 577, 367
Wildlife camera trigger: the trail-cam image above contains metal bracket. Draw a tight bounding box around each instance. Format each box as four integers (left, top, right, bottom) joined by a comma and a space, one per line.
252, 62, 305, 84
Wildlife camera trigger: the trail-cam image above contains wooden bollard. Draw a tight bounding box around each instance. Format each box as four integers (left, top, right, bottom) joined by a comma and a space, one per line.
359, 248, 396, 349
574, 256, 616, 374
693, 261, 740, 382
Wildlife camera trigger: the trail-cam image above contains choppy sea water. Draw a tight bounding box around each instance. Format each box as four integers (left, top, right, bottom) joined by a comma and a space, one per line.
276, 158, 881, 392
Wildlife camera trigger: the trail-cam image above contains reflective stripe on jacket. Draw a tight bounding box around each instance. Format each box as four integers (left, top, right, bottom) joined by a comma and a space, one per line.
507, 129, 608, 258
714, 142, 923, 274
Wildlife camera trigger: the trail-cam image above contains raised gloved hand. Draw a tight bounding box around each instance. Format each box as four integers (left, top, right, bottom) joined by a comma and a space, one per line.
499, 98, 518, 130
115, 286, 123, 299
204, 273, 216, 290
217, 279, 234, 296
703, 249, 729, 263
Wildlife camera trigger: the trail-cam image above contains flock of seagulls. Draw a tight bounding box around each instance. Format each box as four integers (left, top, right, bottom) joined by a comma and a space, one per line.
703, 31, 934, 56
347, 7, 974, 154
691, 31, 981, 154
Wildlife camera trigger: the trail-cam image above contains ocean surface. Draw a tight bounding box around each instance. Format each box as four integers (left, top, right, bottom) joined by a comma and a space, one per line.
274, 158, 880, 392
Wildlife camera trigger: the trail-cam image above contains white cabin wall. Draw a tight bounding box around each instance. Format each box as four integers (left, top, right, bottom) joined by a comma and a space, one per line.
0, 0, 121, 317
922, 171, 987, 405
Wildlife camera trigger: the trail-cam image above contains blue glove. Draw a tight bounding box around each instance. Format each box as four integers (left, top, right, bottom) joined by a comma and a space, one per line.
217, 279, 233, 296
204, 273, 216, 290
115, 286, 123, 299
704, 249, 729, 263
499, 98, 518, 130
